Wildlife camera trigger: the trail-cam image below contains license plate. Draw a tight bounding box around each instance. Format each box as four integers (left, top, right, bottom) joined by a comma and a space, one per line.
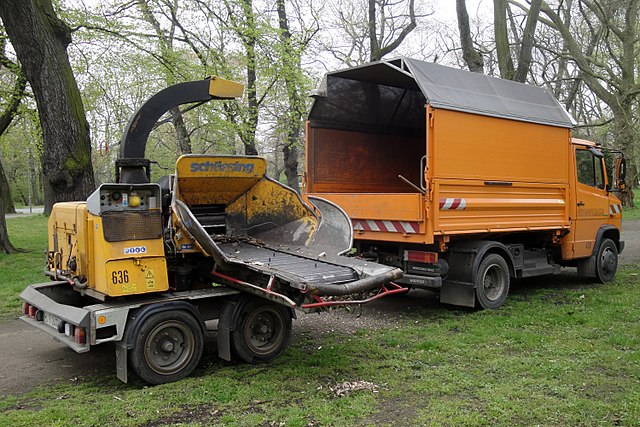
43, 312, 62, 330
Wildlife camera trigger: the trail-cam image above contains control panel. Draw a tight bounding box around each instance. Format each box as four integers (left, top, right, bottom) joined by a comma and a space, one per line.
87, 183, 162, 215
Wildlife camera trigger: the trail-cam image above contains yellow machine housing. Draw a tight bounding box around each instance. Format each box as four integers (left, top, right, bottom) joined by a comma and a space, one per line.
48, 183, 169, 297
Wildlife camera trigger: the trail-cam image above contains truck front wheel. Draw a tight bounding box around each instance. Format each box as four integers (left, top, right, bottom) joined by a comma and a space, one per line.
596, 238, 618, 283
231, 298, 292, 364
475, 254, 510, 309
129, 310, 204, 385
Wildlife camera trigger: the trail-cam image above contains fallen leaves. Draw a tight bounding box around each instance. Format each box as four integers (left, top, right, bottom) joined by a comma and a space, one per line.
323, 380, 380, 397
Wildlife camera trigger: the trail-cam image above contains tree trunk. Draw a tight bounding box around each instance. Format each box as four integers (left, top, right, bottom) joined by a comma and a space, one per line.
456, 0, 484, 73
0, 158, 15, 214
493, 0, 514, 80
0, 178, 16, 253
169, 107, 192, 154
513, 0, 542, 83
138, 0, 193, 155
241, 0, 259, 156
28, 147, 43, 205
369, 0, 416, 61
0, 59, 26, 214
368, 0, 379, 61
611, 104, 636, 208
0, 0, 95, 215
276, 0, 302, 193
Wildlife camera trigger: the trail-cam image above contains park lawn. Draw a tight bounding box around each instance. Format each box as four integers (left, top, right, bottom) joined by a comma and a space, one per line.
1, 216, 639, 426
622, 196, 640, 219
0, 215, 49, 320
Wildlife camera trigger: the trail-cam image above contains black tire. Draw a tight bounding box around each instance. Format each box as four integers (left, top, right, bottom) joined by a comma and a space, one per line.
475, 253, 510, 309
595, 238, 618, 283
129, 310, 204, 385
231, 298, 292, 364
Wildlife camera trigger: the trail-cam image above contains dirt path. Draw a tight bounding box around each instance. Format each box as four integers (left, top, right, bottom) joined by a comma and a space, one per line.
1, 220, 638, 398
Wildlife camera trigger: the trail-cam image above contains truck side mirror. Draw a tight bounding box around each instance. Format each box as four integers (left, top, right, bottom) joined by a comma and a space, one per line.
615, 157, 627, 190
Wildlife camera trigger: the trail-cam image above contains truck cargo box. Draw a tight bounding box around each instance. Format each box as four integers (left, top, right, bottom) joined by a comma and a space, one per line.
306, 57, 575, 244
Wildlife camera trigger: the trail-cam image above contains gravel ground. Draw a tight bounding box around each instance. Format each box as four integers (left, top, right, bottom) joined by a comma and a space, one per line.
1, 219, 638, 397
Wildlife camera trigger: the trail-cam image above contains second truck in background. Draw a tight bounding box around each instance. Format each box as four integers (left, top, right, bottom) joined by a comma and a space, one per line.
305, 57, 625, 309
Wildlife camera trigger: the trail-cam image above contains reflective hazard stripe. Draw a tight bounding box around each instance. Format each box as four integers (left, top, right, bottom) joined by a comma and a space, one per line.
609, 204, 622, 215
352, 219, 419, 234
439, 198, 467, 210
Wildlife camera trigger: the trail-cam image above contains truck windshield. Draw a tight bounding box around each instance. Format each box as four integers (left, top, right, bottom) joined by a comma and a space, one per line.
576, 149, 605, 189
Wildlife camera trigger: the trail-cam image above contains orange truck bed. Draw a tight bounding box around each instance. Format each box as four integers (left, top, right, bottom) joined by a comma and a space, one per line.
307, 108, 572, 244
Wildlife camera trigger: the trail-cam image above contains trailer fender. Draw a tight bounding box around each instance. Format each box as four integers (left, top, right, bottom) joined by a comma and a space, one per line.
116, 301, 206, 383
123, 301, 205, 350
115, 302, 205, 383
217, 295, 295, 362
441, 241, 515, 308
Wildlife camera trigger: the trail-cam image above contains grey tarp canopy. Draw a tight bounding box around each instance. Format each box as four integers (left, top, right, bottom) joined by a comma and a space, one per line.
309, 57, 575, 129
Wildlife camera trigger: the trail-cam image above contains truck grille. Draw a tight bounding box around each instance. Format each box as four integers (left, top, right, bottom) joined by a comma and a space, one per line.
102, 211, 163, 242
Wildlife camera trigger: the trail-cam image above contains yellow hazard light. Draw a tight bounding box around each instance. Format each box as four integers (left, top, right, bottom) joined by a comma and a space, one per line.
98, 315, 107, 325
129, 195, 141, 208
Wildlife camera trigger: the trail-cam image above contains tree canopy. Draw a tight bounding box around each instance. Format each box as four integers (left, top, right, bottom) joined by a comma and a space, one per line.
0, 0, 638, 220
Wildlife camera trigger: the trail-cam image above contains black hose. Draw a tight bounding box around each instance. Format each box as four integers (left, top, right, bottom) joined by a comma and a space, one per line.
308, 268, 403, 296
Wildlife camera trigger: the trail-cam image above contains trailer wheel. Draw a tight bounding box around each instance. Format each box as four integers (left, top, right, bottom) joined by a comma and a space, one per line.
231, 298, 292, 364
129, 310, 203, 385
475, 254, 510, 309
595, 238, 618, 283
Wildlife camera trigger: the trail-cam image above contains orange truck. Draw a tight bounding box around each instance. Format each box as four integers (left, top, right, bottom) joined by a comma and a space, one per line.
305, 57, 626, 309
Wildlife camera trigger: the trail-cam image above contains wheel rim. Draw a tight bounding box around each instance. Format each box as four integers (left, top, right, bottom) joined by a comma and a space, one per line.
243, 306, 285, 356
144, 320, 195, 375
482, 264, 506, 301
600, 246, 617, 278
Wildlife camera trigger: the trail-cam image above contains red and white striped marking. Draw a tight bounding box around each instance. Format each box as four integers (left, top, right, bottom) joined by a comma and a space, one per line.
439, 198, 467, 210
609, 204, 622, 215
352, 219, 419, 234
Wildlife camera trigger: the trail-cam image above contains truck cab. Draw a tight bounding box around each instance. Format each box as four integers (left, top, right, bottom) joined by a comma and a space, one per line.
565, 139, 624, 281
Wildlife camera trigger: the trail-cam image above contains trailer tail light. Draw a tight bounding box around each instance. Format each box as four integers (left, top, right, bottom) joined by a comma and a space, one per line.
21, 303, 29, 315
28, 305, 38, 318
74, 327, 86, 344
404, 250, 438, 263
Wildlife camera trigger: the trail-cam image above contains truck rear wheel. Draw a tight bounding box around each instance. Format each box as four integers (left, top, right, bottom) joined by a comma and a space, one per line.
231, 298, 292, 364
475, 254, 510, 309
129, 310, 204, 385
595, 238, 618, 283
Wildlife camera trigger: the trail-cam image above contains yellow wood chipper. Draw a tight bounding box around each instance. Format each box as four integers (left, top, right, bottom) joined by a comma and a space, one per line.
19, 77, 402, 385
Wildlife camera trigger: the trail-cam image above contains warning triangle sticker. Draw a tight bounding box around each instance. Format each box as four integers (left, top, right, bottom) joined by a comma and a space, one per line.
145, 270, 155, 279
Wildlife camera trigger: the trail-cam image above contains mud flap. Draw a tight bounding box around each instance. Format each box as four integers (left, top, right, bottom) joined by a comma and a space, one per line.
217, 298, 240, 361
577, 255, 596, 278
440, 280, 475, 308
115, 340, 128, 383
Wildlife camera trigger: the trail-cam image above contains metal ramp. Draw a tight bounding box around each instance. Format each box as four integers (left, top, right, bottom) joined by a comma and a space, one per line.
218, 242, 358, 288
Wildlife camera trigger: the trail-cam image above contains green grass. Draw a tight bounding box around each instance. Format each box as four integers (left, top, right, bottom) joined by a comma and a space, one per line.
1, 269, 639, 425
0, 215, 48, 320
622, 196, 640, 219
1, 216, 639, 426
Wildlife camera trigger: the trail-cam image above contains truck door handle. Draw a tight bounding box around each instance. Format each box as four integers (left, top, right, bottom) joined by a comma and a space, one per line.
577, 201, 585, 206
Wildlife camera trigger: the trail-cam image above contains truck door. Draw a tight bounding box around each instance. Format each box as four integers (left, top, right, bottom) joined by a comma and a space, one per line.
572, 146, 609, 258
